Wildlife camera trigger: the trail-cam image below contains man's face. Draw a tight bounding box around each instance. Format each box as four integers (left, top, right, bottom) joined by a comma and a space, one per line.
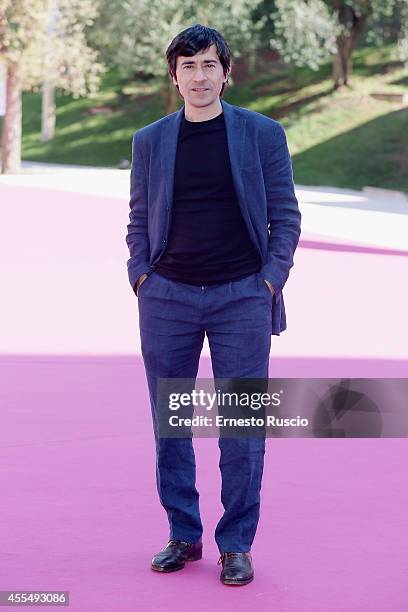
172, 44, 229, 108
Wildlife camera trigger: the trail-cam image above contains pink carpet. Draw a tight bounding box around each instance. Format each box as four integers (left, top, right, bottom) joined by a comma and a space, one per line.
1, 355, 407, 611
1, 182, 407, 610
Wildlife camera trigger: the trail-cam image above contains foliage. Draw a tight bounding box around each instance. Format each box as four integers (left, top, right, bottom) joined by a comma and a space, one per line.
270, 0, 338, 70
0, 0, 105, 95
89, 0, 265, 83
268, 0, 408, 71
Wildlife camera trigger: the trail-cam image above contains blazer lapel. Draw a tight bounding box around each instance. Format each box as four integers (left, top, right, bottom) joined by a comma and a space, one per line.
220, 99, 250, 224
160, 106, 183, 210
221, 98, 246, 172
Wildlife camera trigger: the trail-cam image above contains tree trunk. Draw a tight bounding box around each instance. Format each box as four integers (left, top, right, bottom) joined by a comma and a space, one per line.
1, 62, 22, 174
333, 37, 353, 88
41, 79, 56, 141
332, 2, 367, 89
162, 78, 179, 115
41, 0, 58, 141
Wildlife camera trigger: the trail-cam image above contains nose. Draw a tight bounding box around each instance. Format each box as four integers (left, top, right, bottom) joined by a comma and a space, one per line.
193, 66, 206, 82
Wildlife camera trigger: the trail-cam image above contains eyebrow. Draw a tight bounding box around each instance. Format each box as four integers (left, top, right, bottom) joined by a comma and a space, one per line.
180, 59, 218, 66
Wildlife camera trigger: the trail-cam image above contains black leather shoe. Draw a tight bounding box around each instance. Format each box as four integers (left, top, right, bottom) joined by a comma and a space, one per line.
218, 552, 254, 585
151, 539, 203, 572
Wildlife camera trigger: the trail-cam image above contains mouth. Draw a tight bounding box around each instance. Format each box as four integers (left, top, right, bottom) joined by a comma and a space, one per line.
192, 88, 209, 92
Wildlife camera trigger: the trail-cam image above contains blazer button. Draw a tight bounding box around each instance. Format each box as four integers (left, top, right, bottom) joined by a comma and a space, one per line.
162, 238, 166, 244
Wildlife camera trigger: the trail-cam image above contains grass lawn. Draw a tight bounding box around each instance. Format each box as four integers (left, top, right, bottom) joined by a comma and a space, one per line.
12, 43, 408, 192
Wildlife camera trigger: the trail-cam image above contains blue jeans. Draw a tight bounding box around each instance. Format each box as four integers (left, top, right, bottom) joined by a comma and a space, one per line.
138, 270, 272, 553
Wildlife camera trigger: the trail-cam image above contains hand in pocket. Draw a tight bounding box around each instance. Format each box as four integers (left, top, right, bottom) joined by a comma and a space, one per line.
263, 279, 274, 296
135, 273, 149, 296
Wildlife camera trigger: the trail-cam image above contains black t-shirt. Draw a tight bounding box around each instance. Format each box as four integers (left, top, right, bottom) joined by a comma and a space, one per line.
154, 109, 261, 285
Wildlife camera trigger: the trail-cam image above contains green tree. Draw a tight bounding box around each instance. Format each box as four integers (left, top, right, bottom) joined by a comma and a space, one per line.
269, 0, 408, 88
0, 0, 104, 173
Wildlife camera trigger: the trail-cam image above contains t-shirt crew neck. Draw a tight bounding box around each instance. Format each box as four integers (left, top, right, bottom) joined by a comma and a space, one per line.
183, 109, 224, 125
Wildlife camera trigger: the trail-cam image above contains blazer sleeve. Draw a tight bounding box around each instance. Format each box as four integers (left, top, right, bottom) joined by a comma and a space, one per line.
260, 122, 301, 300
125, 132, 151, 290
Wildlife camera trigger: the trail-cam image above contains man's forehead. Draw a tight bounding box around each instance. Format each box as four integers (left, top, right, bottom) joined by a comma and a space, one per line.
177, 45, 219, 63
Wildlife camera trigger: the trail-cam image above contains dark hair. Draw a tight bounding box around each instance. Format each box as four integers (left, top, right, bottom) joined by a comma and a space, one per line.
166, 24, 231, 97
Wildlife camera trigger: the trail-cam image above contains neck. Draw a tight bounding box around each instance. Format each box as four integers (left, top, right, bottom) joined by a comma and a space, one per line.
184, 98, 222, 122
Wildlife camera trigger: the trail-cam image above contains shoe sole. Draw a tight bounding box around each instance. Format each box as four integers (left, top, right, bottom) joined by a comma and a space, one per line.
221, 575, 254, 586
151, 551, 203, 573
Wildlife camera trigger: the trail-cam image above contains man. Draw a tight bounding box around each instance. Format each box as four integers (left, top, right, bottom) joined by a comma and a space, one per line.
125, 24, 301, 586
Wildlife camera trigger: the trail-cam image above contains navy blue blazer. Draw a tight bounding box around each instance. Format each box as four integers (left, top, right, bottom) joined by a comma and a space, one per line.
126, 98, 301, 335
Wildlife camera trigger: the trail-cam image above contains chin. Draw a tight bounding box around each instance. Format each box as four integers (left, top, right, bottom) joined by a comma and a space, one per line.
189, 94, 215, 106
